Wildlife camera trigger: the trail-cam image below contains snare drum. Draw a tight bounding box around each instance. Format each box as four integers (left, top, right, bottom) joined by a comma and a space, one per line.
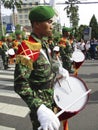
54, 75, 89, 121
72, 49, 85, 69
72, 49, 85, 63
8, 48, 15, 58
71, 50, 85, 75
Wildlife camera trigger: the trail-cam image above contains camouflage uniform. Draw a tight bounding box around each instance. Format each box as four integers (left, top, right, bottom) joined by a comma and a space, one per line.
13, 30, 23, 53
14, 34, 58, 129
59, 38, 73, 73
13, 39, 22, 52
1, 41, 9, 69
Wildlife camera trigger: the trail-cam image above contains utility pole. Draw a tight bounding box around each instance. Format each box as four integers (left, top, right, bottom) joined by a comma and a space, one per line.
0, 1, 3, 36
0, 1, 2, 36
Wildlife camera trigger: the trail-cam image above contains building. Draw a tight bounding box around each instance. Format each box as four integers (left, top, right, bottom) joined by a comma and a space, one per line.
17, 0, 40, 29
2, 15, 12, 25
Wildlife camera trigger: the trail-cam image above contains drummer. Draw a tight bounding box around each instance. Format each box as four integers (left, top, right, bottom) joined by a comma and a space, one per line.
7, 35, 15, 64
13, 30, 23, 53
59, 27, 74, 73
0, 36, 9, 70
14, 5, 69, 130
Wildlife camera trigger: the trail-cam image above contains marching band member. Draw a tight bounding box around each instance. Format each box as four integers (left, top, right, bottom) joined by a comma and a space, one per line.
0, 36, 9, 70
14, 5, 70, 130
59, 27, 74, 73
7, 35, 15, 64
13, 30, 23, 52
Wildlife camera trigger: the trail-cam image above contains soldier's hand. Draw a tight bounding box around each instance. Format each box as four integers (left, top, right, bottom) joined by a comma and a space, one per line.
59, 67, 69, 79
37, 104, 60, 130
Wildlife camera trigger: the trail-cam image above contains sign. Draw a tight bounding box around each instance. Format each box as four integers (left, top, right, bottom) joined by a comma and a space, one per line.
6, 24, 15, 33
84, 27, 92, 40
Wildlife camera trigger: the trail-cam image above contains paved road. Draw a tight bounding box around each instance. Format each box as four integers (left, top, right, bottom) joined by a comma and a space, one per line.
0, 59, 98, 130
68, 60, 98, 130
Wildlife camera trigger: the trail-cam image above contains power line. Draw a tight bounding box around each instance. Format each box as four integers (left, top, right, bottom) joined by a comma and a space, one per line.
56, 2, 98, 5
1, 1, 98, 6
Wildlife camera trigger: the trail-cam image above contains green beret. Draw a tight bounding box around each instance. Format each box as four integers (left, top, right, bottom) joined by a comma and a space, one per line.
62, 27, 72, 33
15, 30, 22, 35
2, 36, 6, 39
29, 5, 55, 22
70, 31, 74, 36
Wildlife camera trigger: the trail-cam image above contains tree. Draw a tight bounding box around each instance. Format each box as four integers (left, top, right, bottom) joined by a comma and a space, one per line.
64, 0, 80, 28
1, 0, 22, 26
15, 24, 21, 30
52, 22, 61, 43
89, 14, 98, 39
76, 24, 88, 41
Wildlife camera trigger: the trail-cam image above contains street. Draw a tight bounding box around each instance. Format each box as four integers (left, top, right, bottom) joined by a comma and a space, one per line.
0, 59, 98, 130
68, 60, 98, 130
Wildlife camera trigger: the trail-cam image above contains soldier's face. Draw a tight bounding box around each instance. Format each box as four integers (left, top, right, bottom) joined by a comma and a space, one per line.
17, 34, 22, 39
38, 18, 54, 37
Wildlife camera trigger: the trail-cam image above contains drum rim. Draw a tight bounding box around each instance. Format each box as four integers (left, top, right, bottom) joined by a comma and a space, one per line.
69, 75, 89, 112
8, 48, 15, 56
72, 50, 85, 62
54, 75, 90, 113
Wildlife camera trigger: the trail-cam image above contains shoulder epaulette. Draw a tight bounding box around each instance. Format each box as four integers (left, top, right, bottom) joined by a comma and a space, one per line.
16, 40, 42, 70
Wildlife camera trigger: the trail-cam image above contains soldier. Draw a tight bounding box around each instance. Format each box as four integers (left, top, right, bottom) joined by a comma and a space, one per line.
7, 35, 15, 64
47, 37, 55, 57
59, 27, 74, 73
0, 36, 9, 70
14, 5, 69, 130
0, 40, 3, 55
13, 30, 23, 52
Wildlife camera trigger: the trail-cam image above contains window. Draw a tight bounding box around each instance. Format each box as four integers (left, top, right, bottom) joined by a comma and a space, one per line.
19, 15, 23, 19
25, 15, 28, 18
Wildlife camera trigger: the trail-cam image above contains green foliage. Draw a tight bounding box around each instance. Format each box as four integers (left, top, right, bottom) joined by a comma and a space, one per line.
89, 15, 98, 39
15, 24, 21, 30
1, 0, 22, 9
1, 0, 23, 26
64, 0, 80, 28
76, 25, 88, 41
52, 22, 61, 43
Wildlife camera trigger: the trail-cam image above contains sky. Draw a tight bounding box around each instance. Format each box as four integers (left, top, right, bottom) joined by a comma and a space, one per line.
1, 0, 98, 27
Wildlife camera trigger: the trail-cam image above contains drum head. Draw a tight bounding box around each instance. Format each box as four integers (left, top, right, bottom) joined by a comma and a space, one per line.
72, 50, 85, 62
54, 76, 89, 113
8, 48, 15, 56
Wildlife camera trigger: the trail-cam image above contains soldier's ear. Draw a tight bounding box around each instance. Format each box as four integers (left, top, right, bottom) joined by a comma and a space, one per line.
32, 21, 41, 28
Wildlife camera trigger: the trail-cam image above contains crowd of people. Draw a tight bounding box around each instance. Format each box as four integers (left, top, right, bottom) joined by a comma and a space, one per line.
73, 38, 98, 60
0, 30, 25, 69
0, 5, 97, 130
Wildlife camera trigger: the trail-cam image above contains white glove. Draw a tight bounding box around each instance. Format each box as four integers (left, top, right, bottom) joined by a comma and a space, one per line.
5, 51, 8, 55
37, 104, 60, 130
59, 67, 69, 79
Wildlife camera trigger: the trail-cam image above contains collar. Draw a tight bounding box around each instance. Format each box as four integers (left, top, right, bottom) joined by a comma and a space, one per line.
30, 33, 42, 43
30, 33, 48, 49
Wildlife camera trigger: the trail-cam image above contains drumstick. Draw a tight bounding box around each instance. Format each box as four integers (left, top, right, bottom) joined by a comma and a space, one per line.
56, 89, 91, 117
56, 56, 62, 67
56, 56, 72, 92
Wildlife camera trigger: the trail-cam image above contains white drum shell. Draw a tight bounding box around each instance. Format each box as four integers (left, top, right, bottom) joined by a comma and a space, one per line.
8, 48, 15, 56
54, 76, 89, 113
72, 50, 85, 62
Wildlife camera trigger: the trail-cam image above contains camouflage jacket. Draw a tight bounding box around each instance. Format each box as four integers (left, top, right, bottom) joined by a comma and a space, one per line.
1, 42, 9, 56
14, 34, 58, 110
